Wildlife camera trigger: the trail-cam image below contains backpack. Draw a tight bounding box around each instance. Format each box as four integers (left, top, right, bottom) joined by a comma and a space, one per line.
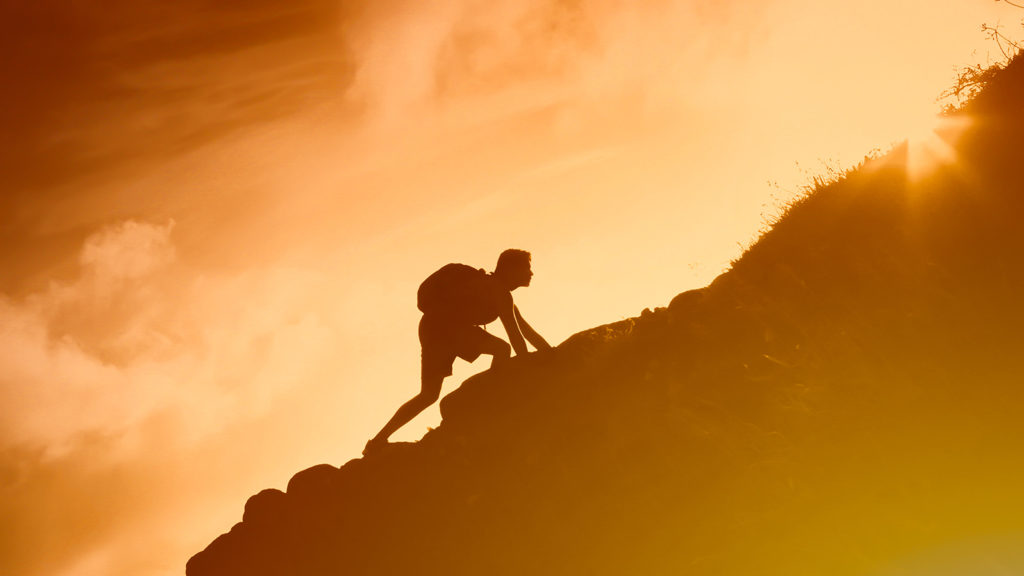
417, 263, 501, 325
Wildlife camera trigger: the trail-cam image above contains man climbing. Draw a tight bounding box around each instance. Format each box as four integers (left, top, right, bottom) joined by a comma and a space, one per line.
363, 249, 551, 456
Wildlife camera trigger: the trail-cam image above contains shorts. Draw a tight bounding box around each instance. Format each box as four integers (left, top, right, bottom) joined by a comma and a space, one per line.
419, 314, 499, 379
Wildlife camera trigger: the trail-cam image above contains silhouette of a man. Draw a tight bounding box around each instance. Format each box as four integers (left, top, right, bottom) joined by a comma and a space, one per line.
364, 249, 551, 455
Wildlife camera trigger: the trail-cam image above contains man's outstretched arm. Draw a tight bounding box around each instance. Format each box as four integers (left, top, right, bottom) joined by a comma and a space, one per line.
499, 303, 529, 356
514, 305, 551, 350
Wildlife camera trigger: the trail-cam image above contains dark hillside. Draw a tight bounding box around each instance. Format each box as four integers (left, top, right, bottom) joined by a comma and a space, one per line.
189, 54, 1024, 575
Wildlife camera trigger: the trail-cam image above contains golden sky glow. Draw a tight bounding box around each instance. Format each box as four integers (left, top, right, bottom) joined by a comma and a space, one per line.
0, 2, 1018, 575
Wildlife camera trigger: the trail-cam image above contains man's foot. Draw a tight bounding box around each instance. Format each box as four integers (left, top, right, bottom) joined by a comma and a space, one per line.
362, 437, 388, 457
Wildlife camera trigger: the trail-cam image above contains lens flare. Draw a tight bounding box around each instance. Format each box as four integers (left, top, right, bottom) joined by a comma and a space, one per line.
905, 114, 972, 182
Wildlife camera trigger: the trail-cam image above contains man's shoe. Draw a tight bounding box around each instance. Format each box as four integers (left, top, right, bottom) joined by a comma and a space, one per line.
363, 437, 387, 456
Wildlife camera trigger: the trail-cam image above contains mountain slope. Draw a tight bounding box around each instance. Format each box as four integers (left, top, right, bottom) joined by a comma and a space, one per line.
188, 54, 1024, 576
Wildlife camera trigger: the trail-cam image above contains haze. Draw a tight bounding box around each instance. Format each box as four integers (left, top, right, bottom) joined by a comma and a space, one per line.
0, 1, 1013, 575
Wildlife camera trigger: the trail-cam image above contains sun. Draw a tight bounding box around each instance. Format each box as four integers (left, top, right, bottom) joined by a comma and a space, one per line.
905, 113, 972, 182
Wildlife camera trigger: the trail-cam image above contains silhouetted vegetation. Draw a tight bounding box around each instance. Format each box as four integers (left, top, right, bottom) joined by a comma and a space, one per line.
940, 1, 1023, 110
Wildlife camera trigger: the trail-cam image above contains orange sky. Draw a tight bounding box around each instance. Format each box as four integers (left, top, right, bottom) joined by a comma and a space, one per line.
0, 1, 1017, 575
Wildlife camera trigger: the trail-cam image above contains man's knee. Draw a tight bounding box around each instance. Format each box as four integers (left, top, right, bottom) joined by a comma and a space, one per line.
404, 392, 436, 415
416, 375, 444, 406
491, 339, 511, 359
418, 388, 441, 405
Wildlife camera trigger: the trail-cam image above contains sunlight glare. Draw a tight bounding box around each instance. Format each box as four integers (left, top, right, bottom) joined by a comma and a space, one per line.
905, 113, 972, 182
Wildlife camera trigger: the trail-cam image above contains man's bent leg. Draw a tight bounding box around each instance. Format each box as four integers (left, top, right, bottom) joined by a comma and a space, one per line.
477, 331, 511, 369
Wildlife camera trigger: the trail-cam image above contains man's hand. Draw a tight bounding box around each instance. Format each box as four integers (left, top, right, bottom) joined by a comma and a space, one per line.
513, 305, 550, 351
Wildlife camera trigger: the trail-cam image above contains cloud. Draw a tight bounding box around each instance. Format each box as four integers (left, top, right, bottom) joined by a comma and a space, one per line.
345, 0, 772, 119
0, 219, 336, 460
342, 0, 600, 130
80, 219, 177, 286
0, 217, 363, 576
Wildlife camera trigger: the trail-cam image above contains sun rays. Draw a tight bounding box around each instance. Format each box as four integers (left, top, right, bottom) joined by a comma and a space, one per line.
905, 113, 973, 183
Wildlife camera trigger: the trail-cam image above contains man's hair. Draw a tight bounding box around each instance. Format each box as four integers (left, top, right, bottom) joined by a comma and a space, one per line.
495, 249, 531, 274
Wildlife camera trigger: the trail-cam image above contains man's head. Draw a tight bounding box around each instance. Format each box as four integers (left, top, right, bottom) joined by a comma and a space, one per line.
494, 249, 533, 290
